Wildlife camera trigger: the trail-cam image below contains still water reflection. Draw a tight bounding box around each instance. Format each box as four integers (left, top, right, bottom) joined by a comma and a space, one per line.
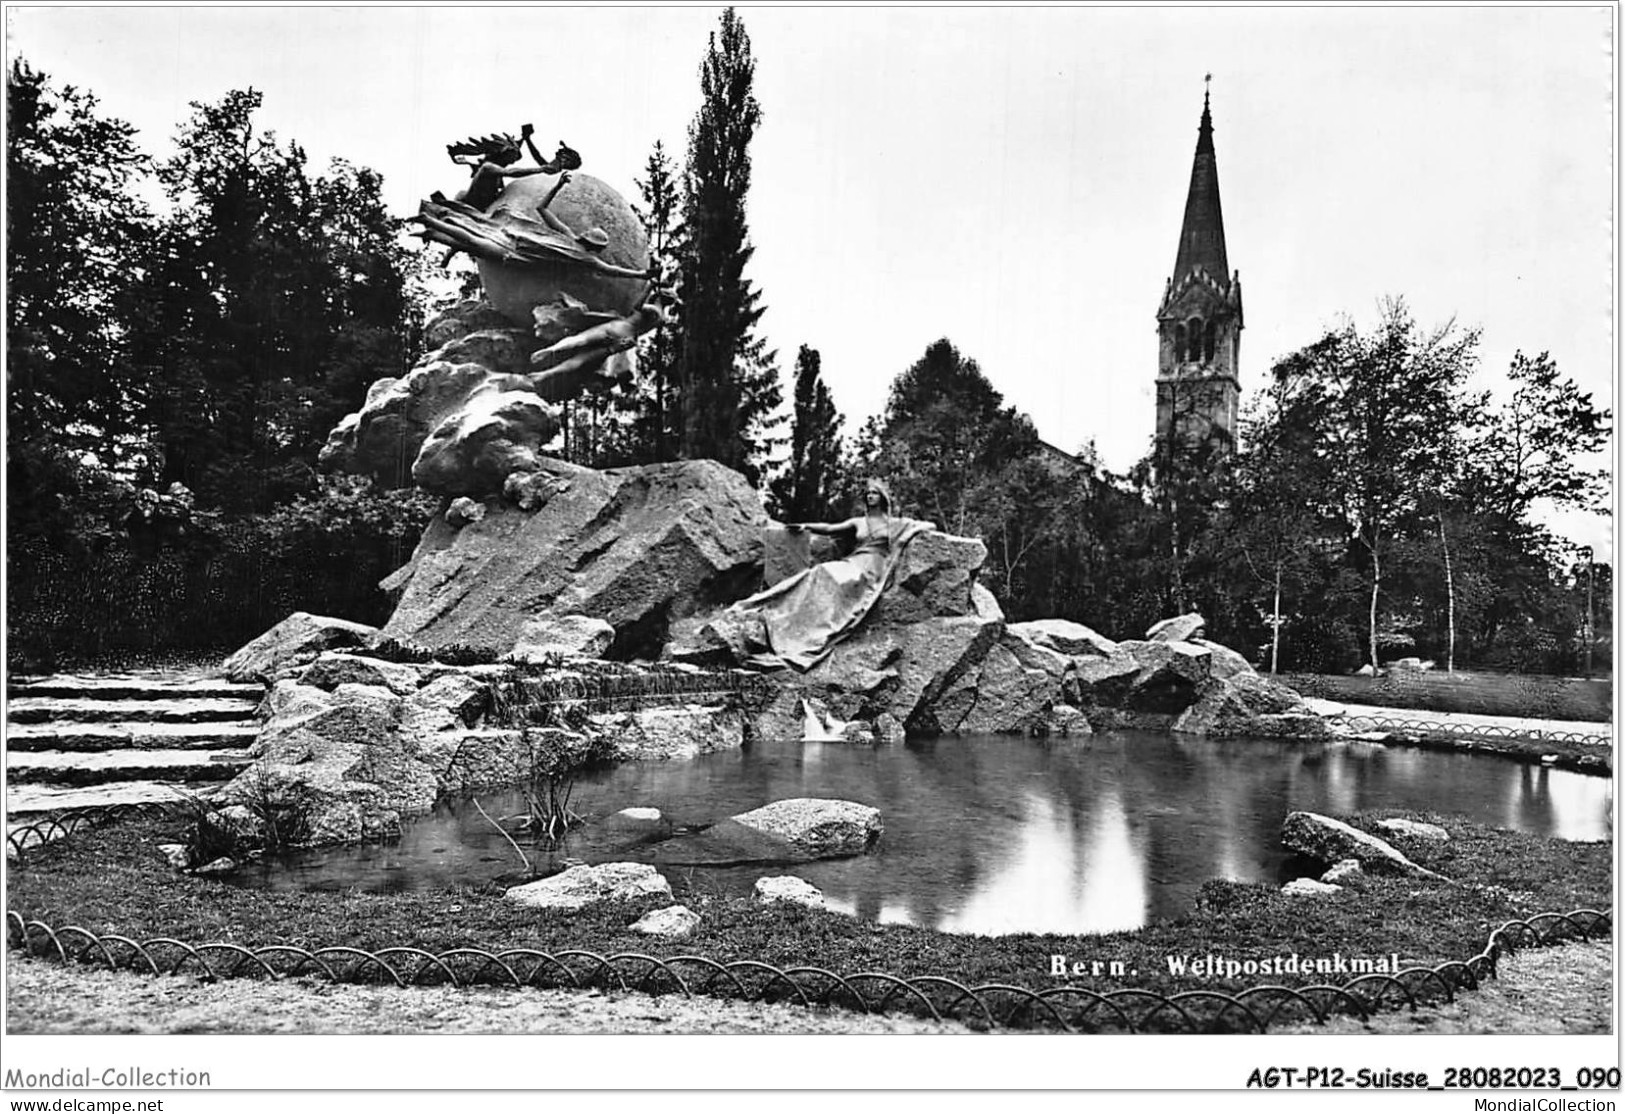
239, 733, 1613, 936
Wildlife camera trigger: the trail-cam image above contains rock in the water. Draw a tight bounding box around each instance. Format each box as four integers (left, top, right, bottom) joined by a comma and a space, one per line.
380, 459, 768, 660
511, 614, 616, 662
1281, 812, 1444, 879
193, 856, 236, 876
1038, 704, 1092, 737
615, 807, 663, 822
1320, 859, 1365, 885
952, 638, 1062, 735
730, 798, 882, 859
630, 904, 700, 938
1374, 818, 1450, 842
648, 818, 806, 866
505, 862, 673, 912
1170, 672, 1319, 737
1281, 878, 1341, 897
754, 875, 828, 910
223, 613, 379, 684
1147, 613, 1206, 642
1008, 619, 1117, 658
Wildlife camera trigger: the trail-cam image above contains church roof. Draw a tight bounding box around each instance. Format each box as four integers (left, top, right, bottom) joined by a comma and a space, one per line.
1172, 90, 1230, 283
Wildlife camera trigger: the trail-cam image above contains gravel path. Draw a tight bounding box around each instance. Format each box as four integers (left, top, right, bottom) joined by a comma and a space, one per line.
3, 954, 972, 1034
1274, 938, 1613, 1035
7, 939, 1610, 1034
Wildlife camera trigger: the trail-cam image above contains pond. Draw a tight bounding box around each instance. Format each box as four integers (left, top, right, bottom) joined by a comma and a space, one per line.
236, 733, 1614, 936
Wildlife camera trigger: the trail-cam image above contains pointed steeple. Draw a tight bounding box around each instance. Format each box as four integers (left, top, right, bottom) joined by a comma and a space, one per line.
1172, 84, 1229, 281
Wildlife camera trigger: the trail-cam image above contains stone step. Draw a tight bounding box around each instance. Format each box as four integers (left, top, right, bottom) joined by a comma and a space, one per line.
9, 674, 262, 702
6, 749, 252, 787
6, 780, 210, 820
6, 697, 259, 725
6, 721, 260, 752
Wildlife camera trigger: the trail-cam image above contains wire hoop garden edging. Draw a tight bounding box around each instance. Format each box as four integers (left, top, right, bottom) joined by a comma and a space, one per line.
4, 806, 1614, 1033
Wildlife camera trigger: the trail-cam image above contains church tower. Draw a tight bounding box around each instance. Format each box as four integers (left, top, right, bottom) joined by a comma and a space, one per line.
1155, 85, 1243, 458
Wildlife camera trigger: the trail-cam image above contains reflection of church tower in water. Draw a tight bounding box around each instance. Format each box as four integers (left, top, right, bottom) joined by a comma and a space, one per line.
1155, 84, 1243, 456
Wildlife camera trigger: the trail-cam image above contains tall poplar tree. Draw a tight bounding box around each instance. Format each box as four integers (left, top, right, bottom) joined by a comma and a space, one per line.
676, 7, 781, 483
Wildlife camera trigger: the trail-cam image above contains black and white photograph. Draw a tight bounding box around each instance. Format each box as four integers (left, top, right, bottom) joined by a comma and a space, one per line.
2, 3, 1616, 1098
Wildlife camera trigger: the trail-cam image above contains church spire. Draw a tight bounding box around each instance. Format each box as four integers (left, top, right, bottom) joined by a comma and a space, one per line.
1172, 80, 1229, 282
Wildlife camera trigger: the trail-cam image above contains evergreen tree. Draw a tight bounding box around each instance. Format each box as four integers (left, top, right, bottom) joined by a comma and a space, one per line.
676, 7, 781, 482
6, 59, 153, 465
613, 139, 686, 463
769, 345, 847, 521
128, 89, 412, 510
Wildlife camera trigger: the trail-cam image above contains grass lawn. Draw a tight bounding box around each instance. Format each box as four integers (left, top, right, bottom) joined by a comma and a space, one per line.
1285, 671, 1612, 723
6, 806, 1612, 1032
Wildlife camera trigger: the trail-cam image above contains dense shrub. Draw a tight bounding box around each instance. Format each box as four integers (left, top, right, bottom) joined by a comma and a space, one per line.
7, 476, 437, 670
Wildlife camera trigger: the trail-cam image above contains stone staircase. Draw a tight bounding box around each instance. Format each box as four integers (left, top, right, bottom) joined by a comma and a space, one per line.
6, 670, 263, 842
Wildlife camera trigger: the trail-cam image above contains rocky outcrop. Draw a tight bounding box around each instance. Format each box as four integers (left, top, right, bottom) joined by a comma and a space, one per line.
504, 862, 673, 912
222, 613, 378, 685
218, 651, 754, 846
1281, 812, 1447, 879
380, 458, 769, 660
511, 614, 616, 662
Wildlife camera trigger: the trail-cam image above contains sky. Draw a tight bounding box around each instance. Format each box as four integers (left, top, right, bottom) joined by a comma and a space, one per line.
6, 5, 1615, 558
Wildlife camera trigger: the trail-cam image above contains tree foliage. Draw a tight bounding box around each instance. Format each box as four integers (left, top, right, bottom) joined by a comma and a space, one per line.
675, 7, 782, 482
6, 59, 152, 460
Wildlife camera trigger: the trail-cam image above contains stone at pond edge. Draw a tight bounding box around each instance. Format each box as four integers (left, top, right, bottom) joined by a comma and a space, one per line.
630, 904, 701, 938
1374, 818, 1450, 842
193, 856, 236, 876
1281, 812, 1445, 879
223, 612, 379, 684
296, 652, 422, 697
505, 862, 674, 912
730, 798, 882, 859
754, 875, 829, 910
587, 705, 744, 762
1281, 878, 1341, 897
1320, 859, 1365, 885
